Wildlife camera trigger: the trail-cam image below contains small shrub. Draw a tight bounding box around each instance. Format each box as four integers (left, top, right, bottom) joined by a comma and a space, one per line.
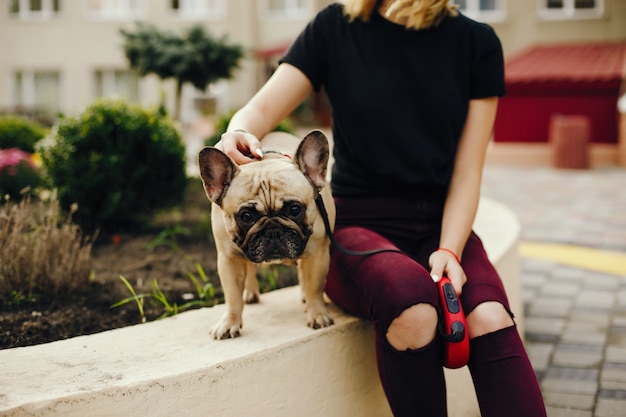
0, 148, 42, 199
39, 99, 188, 232
0, 115, 47, 153
204, 110, 296, 147
0, 194, 94, 304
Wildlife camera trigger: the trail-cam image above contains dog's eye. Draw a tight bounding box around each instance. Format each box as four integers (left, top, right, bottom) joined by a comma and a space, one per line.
239, 210, 255, 224
288, 204, 303, 218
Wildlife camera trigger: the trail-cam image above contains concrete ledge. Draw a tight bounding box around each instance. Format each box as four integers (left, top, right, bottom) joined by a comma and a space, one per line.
0, 198, 521, 417
0, 291, 389, 417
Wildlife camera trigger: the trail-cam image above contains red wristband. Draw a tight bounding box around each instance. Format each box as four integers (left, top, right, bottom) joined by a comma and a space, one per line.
437, 247, 461, 264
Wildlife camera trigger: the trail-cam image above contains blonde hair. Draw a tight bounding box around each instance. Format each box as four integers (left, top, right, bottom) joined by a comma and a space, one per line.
343, 0, 458, 30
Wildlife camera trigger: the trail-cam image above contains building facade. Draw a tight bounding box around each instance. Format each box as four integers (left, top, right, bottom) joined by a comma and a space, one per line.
0, 0, 624, 125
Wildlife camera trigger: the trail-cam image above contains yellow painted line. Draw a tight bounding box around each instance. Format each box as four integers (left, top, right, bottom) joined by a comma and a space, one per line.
519, 242, 626, 275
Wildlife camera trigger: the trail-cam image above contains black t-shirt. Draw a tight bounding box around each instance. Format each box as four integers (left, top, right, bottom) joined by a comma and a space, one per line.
280, 3, 505, 198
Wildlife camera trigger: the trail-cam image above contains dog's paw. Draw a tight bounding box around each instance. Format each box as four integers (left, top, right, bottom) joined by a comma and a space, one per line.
306, 310, 334, 330
210, 314, 243, 340
210, 323, 241, 340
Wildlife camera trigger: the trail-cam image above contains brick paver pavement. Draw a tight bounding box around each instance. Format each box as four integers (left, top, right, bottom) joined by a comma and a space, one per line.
481, 165, 626, 417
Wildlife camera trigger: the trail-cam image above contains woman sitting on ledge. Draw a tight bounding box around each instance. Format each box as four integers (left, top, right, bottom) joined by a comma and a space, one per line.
216, 0, 547, 416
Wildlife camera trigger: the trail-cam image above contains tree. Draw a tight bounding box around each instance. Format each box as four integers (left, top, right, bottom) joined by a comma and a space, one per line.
120, 22, 244, 121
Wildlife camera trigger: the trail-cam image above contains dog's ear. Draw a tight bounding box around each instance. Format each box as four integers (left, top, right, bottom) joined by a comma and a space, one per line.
295, 130, 330, 191
198, 147, 240, 206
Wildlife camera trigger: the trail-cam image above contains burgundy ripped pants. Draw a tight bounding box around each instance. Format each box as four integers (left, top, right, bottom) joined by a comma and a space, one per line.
324, 195, 546, 417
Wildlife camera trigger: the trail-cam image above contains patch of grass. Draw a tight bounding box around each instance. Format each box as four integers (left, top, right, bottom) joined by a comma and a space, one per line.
144, 225, 190, 251
113, 261, 299, 324
112, 261, 217, 322
258, 265, 297, 293
112, 275, 147, 323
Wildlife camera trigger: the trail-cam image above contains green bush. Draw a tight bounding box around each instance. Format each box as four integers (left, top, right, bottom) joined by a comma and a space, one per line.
0, 115, 47, 153
204, 110, 296, 147
0, 148, 41, 199
39, 99, 188, 232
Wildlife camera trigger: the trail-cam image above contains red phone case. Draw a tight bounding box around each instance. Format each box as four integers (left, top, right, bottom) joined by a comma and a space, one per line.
438, 276, 470, 369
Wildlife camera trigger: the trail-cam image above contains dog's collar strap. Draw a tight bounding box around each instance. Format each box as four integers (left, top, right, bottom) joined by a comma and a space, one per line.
263, 150, 291, 159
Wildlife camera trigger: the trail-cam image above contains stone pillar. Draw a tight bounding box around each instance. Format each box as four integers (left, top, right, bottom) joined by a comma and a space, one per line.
549, 114, 590, 169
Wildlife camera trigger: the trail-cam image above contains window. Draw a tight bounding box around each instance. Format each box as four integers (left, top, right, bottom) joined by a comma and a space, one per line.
85, 0, 145, 20
14, 71, 62, 117
540, 0, 603, 19
94, 70, 140, 103
261, 0, 310, 19
547, 0, 596, 9
455, 0, 506, 22
168, 0, 225, 19
9, 0, 60, 19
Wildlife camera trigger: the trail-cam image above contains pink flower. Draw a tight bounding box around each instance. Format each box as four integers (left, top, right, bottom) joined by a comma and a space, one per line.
0, 148, 37, 176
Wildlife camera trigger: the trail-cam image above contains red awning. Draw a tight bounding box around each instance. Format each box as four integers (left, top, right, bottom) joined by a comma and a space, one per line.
505, 42, 626, 90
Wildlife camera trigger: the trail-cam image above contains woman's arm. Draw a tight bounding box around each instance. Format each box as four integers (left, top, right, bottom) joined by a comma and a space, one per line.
216, 63, 314, 164
429, 96, 499, 293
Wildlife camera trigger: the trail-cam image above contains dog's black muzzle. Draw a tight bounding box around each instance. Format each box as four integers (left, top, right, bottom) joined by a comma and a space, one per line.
244, 225, 309, 263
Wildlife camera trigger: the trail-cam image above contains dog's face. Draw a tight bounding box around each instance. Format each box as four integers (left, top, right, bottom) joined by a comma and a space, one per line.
198, 130, 330, 263
213, 159, 318, 263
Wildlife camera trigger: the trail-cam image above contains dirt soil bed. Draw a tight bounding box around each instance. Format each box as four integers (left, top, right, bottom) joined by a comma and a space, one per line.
0, 237, 216, 350
0, 179, 297, 350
